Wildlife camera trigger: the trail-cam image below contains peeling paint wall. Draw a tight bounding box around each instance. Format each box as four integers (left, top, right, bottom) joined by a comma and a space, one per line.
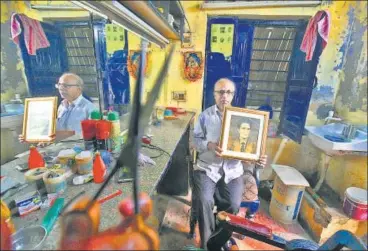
334, 2, 367, 125
0, 1, 90, 103
0, 1, 38, 102
307, 1, 367, 125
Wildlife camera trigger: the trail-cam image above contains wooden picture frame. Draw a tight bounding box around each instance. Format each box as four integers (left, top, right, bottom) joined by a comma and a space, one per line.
22, 97, 58, 143
219, 107, 269, 161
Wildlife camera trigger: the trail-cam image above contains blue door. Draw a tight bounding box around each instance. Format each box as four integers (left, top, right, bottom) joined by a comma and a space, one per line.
203, 17, 321, 143
203, 17, 252, 109
93, 23, 130, 111
17, 17, 68, 98
278, 22, 322, 143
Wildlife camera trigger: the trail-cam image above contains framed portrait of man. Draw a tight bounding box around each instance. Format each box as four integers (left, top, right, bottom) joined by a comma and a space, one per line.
219, 107, 269, 161
22, 97, 58, 143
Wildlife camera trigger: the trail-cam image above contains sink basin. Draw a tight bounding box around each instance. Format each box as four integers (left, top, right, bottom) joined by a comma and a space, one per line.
305, 123, 367, 154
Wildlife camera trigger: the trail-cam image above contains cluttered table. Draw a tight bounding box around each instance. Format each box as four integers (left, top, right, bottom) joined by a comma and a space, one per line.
0, 111, 195, 250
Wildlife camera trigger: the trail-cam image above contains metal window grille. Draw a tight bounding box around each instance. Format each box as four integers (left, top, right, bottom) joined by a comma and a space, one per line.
62, 26, 98, 98
246, 26, 297, 111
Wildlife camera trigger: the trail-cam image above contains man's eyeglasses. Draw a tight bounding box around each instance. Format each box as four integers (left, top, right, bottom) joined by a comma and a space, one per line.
55, 83, 79, 89
214, 90, 234, 96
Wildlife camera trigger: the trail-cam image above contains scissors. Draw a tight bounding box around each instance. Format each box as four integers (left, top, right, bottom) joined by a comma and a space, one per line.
58, 42, 176, 250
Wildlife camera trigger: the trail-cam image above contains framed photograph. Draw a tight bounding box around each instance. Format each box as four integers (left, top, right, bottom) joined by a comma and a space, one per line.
219, 107, 269, 161
22, 97, 58, 143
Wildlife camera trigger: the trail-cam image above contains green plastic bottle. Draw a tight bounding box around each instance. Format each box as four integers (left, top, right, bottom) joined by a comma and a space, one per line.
90, 110, 102, 120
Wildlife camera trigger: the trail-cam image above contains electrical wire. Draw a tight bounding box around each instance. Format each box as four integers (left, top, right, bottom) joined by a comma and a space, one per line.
177, 1, 191, 33
142, 143, 171, 159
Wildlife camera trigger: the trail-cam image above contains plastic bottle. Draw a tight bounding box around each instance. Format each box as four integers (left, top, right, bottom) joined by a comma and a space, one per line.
89, 110, 101, 150
28, 146, 45, 169
107, 111, 121, 153
81, 120, 96, 151
95, 120, 111, 151
93, 152, 106, 183
90, 110, 102, 120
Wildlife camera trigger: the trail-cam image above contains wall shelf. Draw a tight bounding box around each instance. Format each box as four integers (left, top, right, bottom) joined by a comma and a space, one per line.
201, 1, 321, 10
72, 1, 170, 48
119, 1, 183, 40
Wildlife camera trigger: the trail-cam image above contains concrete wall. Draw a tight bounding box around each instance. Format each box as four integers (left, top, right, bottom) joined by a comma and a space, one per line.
1, 1, 366, 202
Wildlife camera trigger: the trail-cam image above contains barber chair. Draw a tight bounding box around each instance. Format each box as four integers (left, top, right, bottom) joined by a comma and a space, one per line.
188, 151, 261, 239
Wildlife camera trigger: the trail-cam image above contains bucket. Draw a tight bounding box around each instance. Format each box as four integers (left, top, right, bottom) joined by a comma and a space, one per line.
343, 187, 367, 221
24, 168, 48, 190
43, 170, 67, 194
269, 165, 309, 224
57, 149, 77, 173
75, 151, 93, 175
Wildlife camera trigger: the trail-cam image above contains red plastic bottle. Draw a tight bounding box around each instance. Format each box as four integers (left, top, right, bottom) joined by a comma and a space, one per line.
93, 152, 106, 183
28, 145, 45, 169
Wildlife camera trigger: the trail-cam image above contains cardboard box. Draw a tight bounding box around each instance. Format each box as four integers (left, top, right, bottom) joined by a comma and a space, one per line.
15, 190, 42, 216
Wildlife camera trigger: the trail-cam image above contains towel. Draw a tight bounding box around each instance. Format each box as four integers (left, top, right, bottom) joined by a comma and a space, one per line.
11, 13, 50, 55
300, 10, 330, 61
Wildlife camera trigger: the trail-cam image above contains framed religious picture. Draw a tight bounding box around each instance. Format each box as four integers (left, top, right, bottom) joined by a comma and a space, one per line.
22, 97, 58, 143
219, 107, 269, 161
182, 51, 203, 82
127, 50, 151, 79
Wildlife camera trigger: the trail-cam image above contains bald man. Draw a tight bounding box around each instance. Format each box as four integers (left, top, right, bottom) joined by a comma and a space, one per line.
19, 73, 96, 144
55, 73, 95, 134
192, 78, 267, 249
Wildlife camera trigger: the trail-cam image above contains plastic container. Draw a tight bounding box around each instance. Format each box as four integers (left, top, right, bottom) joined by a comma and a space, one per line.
43, 170, 67, 194
11, 225, 46, 250
99, 150, 112, 167
81, 120, 97, 151
269, 165, 309, 224
108, 112, 121, 153
75, 151, 93, 175
343, 187, 367, 221
155, 107, 165, 121
28, 146, 45, 169
95, 120, 111, 151
164, 109, 173, 117
93, 152, 106, 184
57, 149, 77, 173
24, 168, 48, 190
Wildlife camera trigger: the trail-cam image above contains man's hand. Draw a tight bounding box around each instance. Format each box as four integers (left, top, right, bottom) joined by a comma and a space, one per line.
255, 155, 268, 169
19, 134, 25, 143
37, 134, 56, 148
19, 134, 55, 148
207, 142, 222, 157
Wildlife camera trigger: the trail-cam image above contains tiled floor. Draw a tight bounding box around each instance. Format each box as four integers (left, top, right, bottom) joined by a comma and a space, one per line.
159, 191, 313, 250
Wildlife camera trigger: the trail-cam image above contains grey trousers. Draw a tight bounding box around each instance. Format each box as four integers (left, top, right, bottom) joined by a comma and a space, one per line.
192, 170, 244, 249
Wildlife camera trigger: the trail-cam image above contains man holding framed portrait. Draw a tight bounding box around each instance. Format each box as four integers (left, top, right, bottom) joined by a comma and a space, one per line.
19, 72, 96, 146
192, 78, 268, 249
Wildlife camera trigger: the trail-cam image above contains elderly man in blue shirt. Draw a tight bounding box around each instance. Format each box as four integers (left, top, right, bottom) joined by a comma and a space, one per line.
192, 78, 267, 249
19, 72, 96, 144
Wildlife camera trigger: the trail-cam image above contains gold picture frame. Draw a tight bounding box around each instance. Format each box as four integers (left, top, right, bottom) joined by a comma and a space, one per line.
219, 107, 269, 161
22, 97, 58, 143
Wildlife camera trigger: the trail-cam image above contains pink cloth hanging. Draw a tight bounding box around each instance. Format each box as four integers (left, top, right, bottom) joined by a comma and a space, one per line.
11, 13, 50, 55
300, 10, 330, 61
